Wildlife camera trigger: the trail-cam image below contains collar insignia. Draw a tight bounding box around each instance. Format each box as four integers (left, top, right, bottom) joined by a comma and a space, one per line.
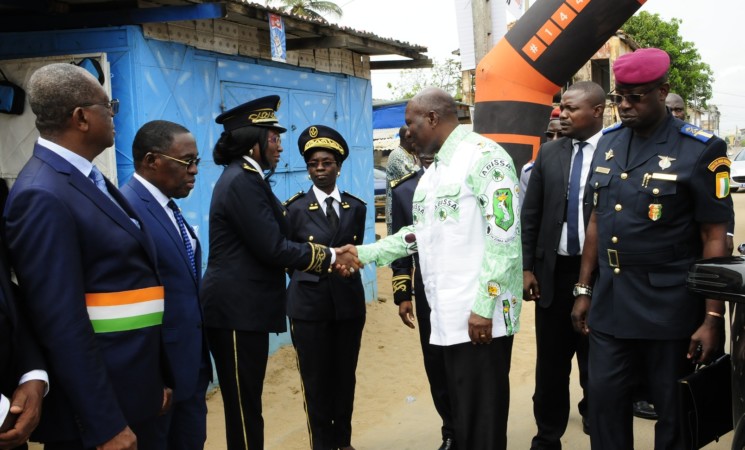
605, 149, 614, 161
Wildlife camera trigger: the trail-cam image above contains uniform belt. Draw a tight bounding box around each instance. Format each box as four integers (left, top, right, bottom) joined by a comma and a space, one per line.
605, 245, 691, 268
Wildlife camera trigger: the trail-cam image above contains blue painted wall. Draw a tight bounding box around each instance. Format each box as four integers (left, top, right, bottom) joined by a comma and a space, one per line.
0, 25, 378, 353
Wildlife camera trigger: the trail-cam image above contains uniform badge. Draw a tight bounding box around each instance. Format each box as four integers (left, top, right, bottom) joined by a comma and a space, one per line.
715, 172, 730, 198
493, 189, 514, 231
309, 202, 319, 211
605, 149, 614, 161
648, 203, 662, 221
658, 156, 676, 170
341, 201, 350, 209
708, 157, 731, 172
593, 192, 598, 206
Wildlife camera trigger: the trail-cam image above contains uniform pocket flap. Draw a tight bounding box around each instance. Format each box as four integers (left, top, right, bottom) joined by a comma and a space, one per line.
435, 183, 461, 197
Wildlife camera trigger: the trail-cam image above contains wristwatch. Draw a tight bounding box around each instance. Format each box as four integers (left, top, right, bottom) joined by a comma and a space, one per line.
573, 283, 593, 297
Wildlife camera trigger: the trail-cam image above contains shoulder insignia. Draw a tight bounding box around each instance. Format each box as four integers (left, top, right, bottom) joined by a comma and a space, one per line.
680, 124, 714, 143
242, 162, 259, 173
391, 171, 417, 189
342, 191, 366, 205
708, 157, 731, 172
602, 122, 623, 135
283, 191, 305, 207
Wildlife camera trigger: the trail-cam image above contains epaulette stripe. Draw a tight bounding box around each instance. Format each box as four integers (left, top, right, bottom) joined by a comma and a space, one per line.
680, 124, 714, 143
342, 191, 367, 205
602, 122, 623, 135
283, 191, 305, 207
391, 171, 416, 189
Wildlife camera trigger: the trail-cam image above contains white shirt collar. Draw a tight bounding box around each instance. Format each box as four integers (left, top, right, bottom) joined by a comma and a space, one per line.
572, 129, 603, 150
242, 155, 263, 173
133, 173, 170, 208
38, 137, 93, 177
312, 185, 341, 205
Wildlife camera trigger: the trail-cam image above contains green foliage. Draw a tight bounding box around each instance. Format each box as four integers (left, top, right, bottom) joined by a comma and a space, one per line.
622, 11, 713, 108
267, 0, 343, 21
386, 58, 463, 100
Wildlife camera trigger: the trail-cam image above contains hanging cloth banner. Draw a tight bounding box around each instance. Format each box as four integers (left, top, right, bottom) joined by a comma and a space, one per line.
269, 13, 287, 63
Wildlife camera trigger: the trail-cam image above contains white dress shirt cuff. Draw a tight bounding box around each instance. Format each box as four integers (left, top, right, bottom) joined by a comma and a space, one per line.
0, 394, 9, 426
19, 370, 50, 396
330, 250, 336, 264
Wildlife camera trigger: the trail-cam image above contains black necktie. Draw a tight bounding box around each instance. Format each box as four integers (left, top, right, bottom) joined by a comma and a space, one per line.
167, 200, 197, 279
325, 197, 339, 231
567, 142, 587, 255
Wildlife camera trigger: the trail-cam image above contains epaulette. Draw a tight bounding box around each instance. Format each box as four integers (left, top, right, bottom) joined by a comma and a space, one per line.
521, 161, 534, 174
602, 122, 623, 135
242, 162, 259, 173
391, 171, 417, 189
342, 191, 366, 205
680, 124, 715, 143
283, 191, 305, 207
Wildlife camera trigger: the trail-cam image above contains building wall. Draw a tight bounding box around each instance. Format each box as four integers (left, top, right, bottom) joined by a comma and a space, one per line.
0, 25, 377, 352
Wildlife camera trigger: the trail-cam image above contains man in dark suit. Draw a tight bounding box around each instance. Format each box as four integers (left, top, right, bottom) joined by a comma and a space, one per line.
0, 246, 46, 449
3, 63, 170, 449
521, 81, 606, 449
389, 149, 456, 450
121, 120, 211, 450
572, 48, 732, 449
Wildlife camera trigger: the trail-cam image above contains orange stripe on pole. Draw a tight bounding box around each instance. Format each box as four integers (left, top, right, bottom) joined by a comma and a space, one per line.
86, 286, 165, 307
475, 40, 559, 105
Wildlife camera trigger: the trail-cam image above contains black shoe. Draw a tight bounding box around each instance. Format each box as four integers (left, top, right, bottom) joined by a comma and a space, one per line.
438, 437, 456, 450
632, 400, 658, 420
582, 416, 590, 435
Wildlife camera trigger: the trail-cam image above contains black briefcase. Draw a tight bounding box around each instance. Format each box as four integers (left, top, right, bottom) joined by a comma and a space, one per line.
678, 353, 733, 449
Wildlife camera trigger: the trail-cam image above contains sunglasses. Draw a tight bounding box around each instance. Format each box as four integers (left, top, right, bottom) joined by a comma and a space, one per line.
150, 152, 200, 168
607, 84, 661, 105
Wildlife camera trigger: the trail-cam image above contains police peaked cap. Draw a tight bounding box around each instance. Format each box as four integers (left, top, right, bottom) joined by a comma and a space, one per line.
297, 125, 349, 162
215, 95, 287, 133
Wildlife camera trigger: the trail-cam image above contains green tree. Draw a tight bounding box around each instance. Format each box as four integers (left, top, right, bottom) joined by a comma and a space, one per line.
267, 0, 343, 21
622, 11, 713, 109
386, 58, 463, 100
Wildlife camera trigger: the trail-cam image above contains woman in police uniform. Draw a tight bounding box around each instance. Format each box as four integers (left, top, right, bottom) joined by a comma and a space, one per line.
284, 125, 366, 450
201, 97, 336, 450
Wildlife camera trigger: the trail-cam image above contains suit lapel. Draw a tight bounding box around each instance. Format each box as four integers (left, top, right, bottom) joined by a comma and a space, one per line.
559, 139, 573, 191
130, 179, 199, 285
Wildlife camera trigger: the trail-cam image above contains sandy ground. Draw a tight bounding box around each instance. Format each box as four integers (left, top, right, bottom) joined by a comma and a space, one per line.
203, 211, 743, 450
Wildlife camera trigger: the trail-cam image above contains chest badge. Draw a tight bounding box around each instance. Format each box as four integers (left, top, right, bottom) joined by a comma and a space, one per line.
648, 203, 662, 221
658, 155, 676, 170
309, 203, 319, 211
605, 149, 614, 161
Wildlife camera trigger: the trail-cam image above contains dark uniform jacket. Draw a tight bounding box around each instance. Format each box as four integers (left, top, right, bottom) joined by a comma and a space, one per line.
284, 189, 366, 321
201, 159, 332, 333
390, 169, 424, 305
587, 116, 733, 339
521, 137, 594, 308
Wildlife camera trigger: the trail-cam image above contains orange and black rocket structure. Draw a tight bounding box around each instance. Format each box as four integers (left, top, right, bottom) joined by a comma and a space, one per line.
474, 0, 647, 171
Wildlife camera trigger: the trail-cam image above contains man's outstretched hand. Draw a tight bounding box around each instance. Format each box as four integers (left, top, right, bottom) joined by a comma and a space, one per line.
334, 245, 363, 277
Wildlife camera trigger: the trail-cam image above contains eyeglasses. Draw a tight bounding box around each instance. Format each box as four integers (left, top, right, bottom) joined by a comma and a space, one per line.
77, 99, 120, 115
268, 135, 281, 145
150, 152, 200, 168
544, 131, 563, 139
306, 160, 337, 170
607, 85, 660, 105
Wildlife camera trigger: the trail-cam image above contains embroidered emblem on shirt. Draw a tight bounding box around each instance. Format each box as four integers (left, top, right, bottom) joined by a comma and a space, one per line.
658, 156, 676, 170
715, 172, 730, 198
708, 157, 731, 172
487, 281, 501, 297
493, 189, 514, 231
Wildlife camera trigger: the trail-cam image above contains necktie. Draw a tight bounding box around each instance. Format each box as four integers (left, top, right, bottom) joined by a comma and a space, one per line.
88, 165, 108, 194
168, 200, 198, 279
325, 197, 339, 231
567, 142, 587, 255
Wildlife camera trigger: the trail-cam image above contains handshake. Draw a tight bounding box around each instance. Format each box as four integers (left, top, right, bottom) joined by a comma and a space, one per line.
333, 244, 363, 277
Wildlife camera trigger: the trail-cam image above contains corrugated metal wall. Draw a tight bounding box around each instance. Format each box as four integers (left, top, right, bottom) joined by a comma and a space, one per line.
0, 25, 377, 352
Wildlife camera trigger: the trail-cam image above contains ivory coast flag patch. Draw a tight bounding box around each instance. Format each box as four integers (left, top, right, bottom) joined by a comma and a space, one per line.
86, 286, 165, 333
715, 172, 730, 199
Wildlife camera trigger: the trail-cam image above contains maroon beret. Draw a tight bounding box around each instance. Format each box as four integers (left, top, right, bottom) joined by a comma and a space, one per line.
613, 48, 670, 85
549, 107, 560, 120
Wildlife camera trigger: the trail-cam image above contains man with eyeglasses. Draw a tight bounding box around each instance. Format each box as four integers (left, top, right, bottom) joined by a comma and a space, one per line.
3, 63, 171, 449
521, 81, 605, 448
121, 120, 211, 450
571, 48, 733, 449
519, 108, 562, 208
